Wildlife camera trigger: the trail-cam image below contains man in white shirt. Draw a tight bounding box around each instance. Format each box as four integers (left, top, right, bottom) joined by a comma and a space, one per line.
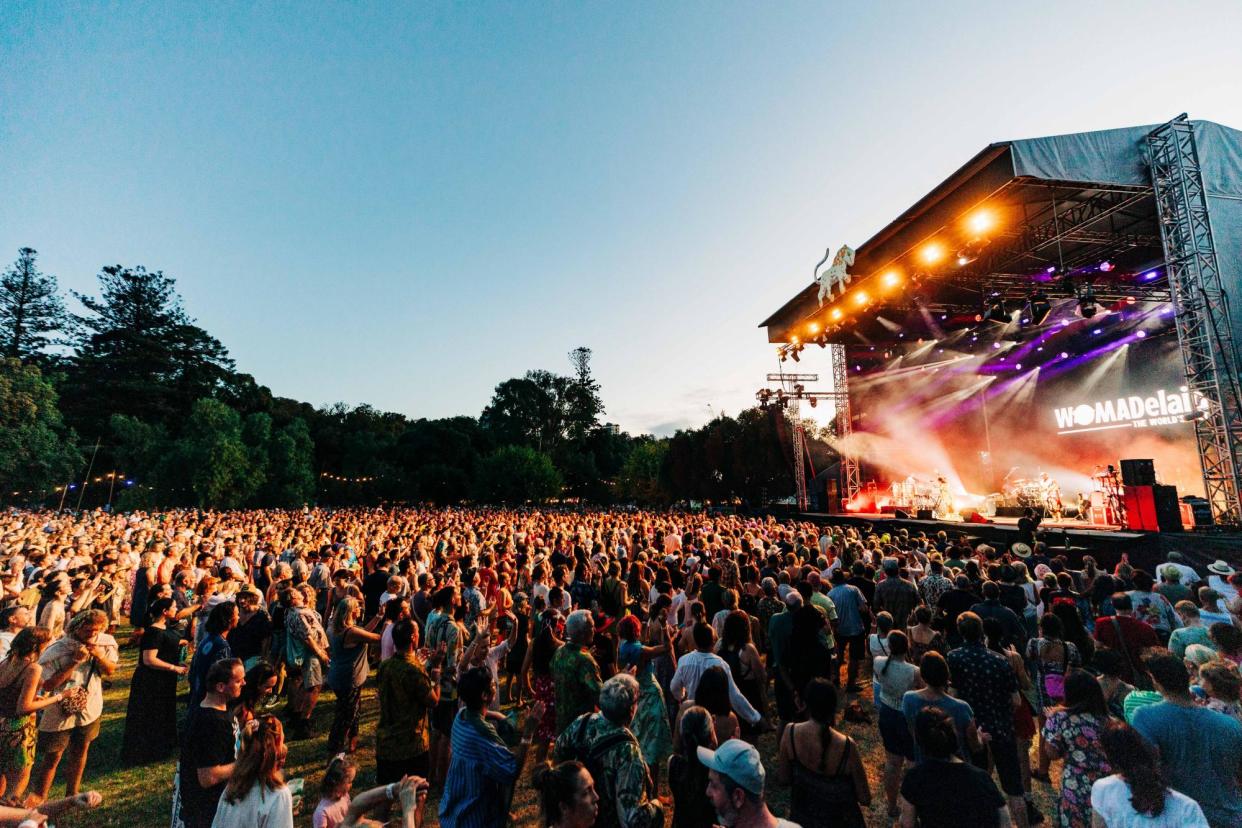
669, 622, 761, 726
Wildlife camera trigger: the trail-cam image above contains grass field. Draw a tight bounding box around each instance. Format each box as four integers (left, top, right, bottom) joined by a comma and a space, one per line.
62, 635, 1062, 827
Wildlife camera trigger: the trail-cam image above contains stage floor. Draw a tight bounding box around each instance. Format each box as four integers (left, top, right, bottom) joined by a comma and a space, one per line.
848, 512, 1127, 534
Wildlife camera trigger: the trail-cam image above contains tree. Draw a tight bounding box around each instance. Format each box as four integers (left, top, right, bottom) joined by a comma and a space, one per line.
565, 347, 604, 442
61, 264, 237, 436
474, 445, 561, 504
0, 248, 67, 362
619, 438, 669, 504
178, 398, 261, 508
479, 371, 571, 453
0, 358, 81, 500
261, 418, 315, 506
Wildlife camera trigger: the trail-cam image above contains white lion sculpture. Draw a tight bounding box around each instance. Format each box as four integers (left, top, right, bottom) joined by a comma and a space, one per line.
815, 244, 855, 307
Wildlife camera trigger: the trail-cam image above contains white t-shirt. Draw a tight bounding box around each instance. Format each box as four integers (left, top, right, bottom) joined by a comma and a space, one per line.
873, 656, 920, 709
1089, 775, 1208, 828
211, 783, 294, 828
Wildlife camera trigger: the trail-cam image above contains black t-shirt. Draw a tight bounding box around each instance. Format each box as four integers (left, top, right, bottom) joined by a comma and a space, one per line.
254, 553, 275, 593
179, 706, 236, 826
937, 589, 977, 626
229, 611, 272, 662
362, 570, 390, 619
900, 759, 1005, 827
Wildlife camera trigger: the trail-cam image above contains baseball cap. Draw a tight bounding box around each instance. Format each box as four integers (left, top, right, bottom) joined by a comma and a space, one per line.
697, 739, 765, 795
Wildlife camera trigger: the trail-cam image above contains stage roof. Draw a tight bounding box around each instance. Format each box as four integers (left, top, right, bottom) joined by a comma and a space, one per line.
760, 118, 1242, 351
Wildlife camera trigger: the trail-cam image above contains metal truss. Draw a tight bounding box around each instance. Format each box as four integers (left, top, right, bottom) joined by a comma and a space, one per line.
832, 344, 861, 503
1147, 115, 1242, 525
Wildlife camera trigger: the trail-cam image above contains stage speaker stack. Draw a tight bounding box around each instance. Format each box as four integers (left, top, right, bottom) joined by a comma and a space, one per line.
1120, 459, 1156, 486
1153, 484, 1182, 533
916, 509, 934, 520
825, 480, 840, 514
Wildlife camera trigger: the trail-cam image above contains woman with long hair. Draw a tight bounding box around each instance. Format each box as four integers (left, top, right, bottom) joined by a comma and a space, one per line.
906, 606, 945, 665
677, 665, 738, 743
210, 715, 294, 827
234, 661, 279, 729
667, 705, 717, 828
121, 597, 188, 764
520, 608, 562, 765
284, 585, 330, 741
717, 610, 767, 739
325, 596, 382, 756
531, 760, 599, 828
1040, 672, 1111, 828
1090, 721, 1208, 826
776, 678, 871, 828
0, 627, 62, 799
616, 613, 673, 788
873, 631, 921, 819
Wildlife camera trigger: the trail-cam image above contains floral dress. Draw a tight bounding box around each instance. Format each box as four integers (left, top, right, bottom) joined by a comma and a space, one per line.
619, 639, 673, 771
1041, 710, 1111, 828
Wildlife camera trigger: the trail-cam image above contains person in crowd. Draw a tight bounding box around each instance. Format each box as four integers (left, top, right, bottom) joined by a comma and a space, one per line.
1127, 570, 1179, 642
616, 614, 674, 788
0, 607, 30, 661
554, 672, 663, 828
440, 666, 544, 828
532, 760, 600, 828
1208, 621, 1242, 666
551, 609, 604, 734
827, 569, 869, 692
902, 651, 980, 762
1093, 592, 1159, 686
1091, 721, 1209, 828
1197, 659, 1242, 721
776, 678, 870, 827
178, 658, 245, 828
704, 737, 801, 828
424, 584, 464, 786
717, 610, 766, 739
873, 631, 920, 818
313, 753, 358, 828
906, 605, 945, 665
677, 664, 739, 744
376, 619, 441, 785
1169, 601, 1214, 659
972, 581, 1027, 651
898, 706, 1008, 828
1040, 671, 1111, 828
121, 596, 188, 764
767, 591, 802, 725
28, 609, 117, 805
1132, 649, 1242, 827
521, 609, 563, 766
284, 584, 330, 741
667, 705, 717, 828
235, 661, 279, 729
187, 600, 238, 716
231, 586, 273, 670
946, 612, 1029, 828
1026, 612, 1081, 784
875, 558, 920, 631
210, 714, 295, 828
326, 595, 382, 756
669, 622, 761, 730
340, 776, 429, 828
1157, 565, 1194, 605
0, 627, 62, 800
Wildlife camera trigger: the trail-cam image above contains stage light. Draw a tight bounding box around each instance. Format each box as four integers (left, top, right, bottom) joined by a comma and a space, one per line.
992, 342, 1002, 349
1077, 285, 1098, 319
967, 209, 996, 236
1060, 352, 1069, 359
830, 308, 842, 321
957, 255, 972, 266
1025, 290, 1052, 326
1099, 261, 1114, 272
1092, 328, 1102, 335
790, 335, 800, 344
1142, 271, 1159, 281
919, 242, 945, 265
807, 323, 820, 335
882, 270, 901, 288
1016, 363, 1022, 370
853, 291, 869, 306
1136, 330, 1147, 338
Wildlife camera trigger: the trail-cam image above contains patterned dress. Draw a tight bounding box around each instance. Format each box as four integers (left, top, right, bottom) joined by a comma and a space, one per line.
1042, 711, 1111, 828
549, 644, 602, 733
618, 639, 673, 771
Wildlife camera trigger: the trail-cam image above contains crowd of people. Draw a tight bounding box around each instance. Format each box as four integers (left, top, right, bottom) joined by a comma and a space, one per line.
0, 505, 1239, 827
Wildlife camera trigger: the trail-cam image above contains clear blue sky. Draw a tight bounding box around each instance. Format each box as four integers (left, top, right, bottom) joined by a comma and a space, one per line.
3, 2, 1240, 435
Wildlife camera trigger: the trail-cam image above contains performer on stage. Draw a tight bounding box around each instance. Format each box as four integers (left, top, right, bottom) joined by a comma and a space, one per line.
1039, 472, 1063, 521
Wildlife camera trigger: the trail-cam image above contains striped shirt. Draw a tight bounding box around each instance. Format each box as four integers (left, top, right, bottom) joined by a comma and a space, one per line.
438, 709, 518, 828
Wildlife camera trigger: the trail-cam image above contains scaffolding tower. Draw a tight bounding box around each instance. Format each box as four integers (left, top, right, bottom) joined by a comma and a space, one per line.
1147, 115, 1242, 525
832, 344, 861, 503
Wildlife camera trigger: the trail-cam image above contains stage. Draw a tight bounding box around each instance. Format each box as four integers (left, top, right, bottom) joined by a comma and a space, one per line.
759, 116, 1242, 534
778, 509, 1242, 575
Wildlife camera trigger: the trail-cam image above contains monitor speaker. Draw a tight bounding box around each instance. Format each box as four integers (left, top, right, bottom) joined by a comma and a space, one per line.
1120, 459, 1156, 486
894, 509, 911, 520
916, 509, 934, 520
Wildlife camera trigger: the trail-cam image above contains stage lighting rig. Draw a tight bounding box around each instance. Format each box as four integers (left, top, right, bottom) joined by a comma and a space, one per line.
1022, 290, 1052, 326
1077, 284, 1098, 319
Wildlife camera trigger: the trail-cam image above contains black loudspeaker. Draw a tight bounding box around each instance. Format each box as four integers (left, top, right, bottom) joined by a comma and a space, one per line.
1153, 484, 1182, 532
1120, 459, 1156, 486
916, 509, 935, 520
894, 509, 911, 520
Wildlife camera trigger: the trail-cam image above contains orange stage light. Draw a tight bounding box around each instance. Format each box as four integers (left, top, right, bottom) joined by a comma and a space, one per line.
853, 291, 869, 306
830, 308, 843, 321
919, 242, 945, 265
967, 209, 995, 235
882, 270, 901, 288
807, 322, 820, 334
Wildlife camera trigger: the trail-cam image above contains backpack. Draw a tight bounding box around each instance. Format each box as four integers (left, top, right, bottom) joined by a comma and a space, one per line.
564, 714, 641, 826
